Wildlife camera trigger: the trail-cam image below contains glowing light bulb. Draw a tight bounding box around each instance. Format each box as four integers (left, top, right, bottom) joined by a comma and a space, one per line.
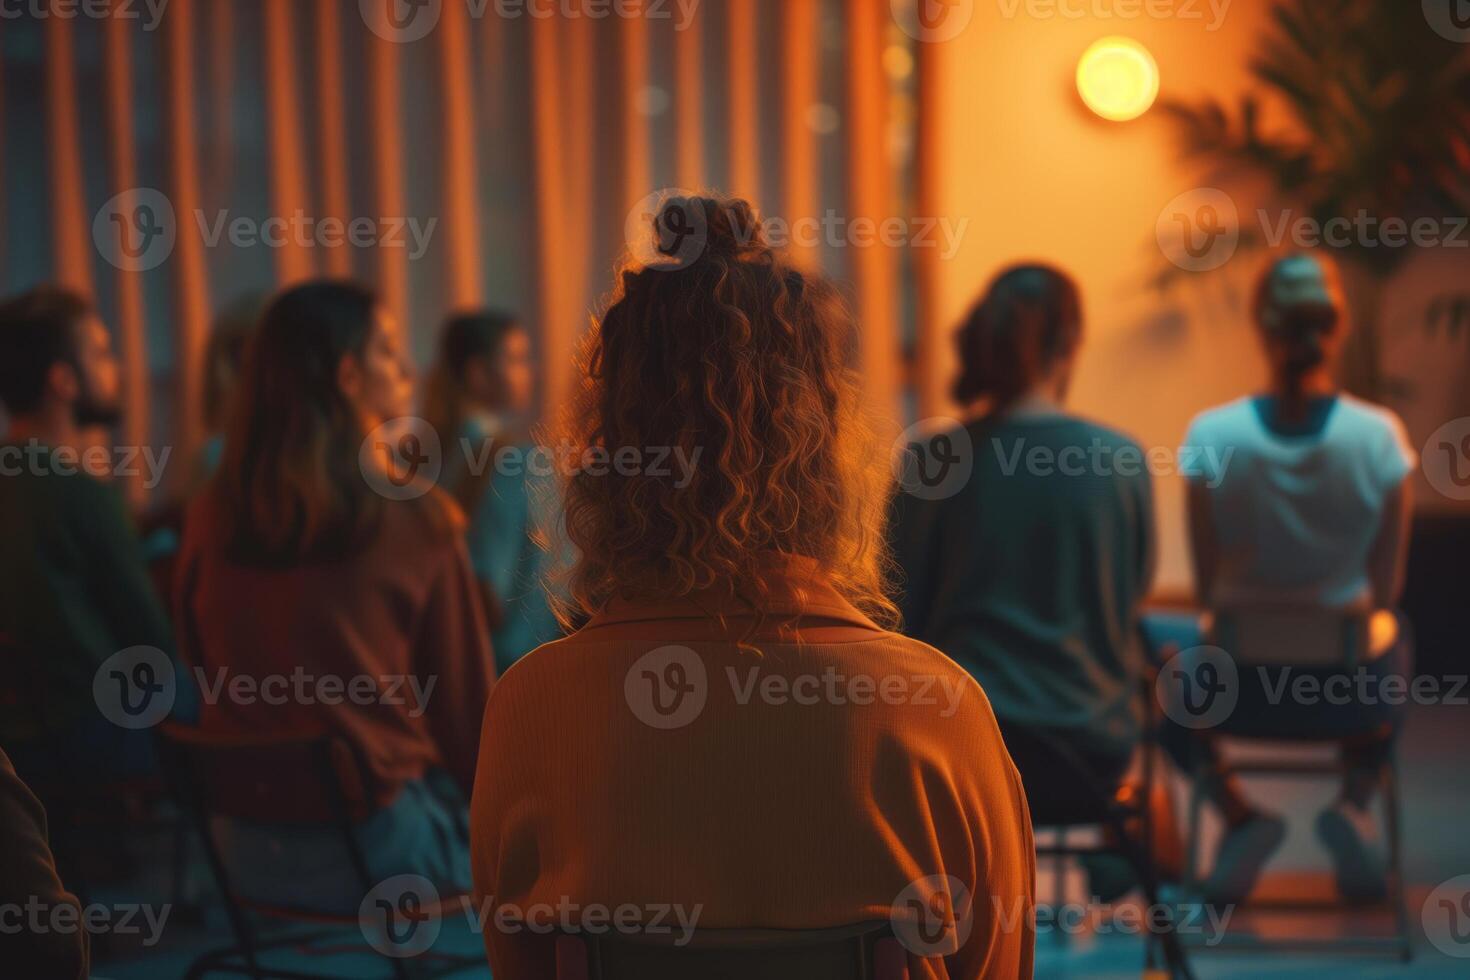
1077, 36, 1159, 122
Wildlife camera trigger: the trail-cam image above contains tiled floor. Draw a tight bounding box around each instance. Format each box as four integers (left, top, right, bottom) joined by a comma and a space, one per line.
96, 703, 1470, 979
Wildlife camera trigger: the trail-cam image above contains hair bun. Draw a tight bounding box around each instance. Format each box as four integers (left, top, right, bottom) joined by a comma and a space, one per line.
652, 195, 762, 266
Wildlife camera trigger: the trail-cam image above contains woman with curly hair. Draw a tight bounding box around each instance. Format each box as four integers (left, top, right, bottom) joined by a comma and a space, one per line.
470, 196, 1035, 979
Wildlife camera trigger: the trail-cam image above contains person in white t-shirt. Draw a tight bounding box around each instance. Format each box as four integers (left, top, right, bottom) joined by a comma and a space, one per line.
1153, 252, 1415, 906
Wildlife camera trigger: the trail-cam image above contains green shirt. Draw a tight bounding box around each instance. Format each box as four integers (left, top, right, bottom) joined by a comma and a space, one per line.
889, 413, 1154, 761
0, 443, 174, 741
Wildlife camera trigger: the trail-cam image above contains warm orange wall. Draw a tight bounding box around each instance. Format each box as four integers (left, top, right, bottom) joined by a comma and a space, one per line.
926, 0, 1309, 594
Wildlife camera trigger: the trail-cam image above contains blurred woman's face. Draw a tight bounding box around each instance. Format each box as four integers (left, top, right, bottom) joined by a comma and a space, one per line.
339, 307, 414, 428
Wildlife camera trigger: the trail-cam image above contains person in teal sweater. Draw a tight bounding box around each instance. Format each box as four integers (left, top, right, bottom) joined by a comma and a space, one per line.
426, 310, 563, 673
889, 264, 1157, 894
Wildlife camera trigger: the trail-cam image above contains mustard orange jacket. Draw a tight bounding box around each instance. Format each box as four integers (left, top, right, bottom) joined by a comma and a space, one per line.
470, 556, 1036, 978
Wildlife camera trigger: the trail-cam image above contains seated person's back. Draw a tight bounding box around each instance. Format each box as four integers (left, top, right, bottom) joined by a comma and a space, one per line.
470, 197, 1035, 980
1186, 392, 1413, 609
175, 281, 495, 907
890, 265, 1155, 784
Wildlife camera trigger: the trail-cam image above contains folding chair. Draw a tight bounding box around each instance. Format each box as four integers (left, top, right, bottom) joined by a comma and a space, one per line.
0, 629, 192, 927
553, 921, 910, 980
156, 722, 477, 980
1181, 605, 1414, 962
1010, 715, 1197, 980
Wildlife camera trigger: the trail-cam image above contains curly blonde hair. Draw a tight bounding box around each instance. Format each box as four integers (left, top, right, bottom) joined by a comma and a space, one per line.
547, 194, 897, 629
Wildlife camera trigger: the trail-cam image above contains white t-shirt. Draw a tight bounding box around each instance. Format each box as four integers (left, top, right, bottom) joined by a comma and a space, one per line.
1184, 394, 1416, 609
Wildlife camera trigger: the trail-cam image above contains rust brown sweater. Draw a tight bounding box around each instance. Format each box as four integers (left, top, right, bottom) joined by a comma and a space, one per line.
470, 556, 1035, 978
175, 497, 496, 805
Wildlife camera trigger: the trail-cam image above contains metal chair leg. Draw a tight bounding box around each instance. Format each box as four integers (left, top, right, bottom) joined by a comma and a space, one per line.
1383, 757, 1414, 964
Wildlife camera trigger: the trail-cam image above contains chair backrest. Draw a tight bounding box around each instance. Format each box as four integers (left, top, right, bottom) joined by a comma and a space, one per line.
556, 922, 909, 980
156, 722, 374, 827
1210, 605, 1372, 669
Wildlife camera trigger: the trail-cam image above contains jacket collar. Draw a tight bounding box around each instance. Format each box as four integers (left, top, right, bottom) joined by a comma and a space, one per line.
579, 553, 883, 643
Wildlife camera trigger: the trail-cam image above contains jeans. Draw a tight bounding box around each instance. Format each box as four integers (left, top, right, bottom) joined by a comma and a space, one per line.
216, 774, 472, 912
1142, 611, 1413, 779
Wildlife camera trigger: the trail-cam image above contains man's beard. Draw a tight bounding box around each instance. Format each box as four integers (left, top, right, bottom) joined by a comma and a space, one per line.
73, 387, 122, 428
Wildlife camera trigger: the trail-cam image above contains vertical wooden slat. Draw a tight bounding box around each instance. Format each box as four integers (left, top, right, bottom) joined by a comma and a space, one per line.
262, 0, 315, 285
621, 1, 652, 209
102, 8, 150, 502
164, 0, 212, 462
781, 0, 819, 266
439, 0, 484, 309
44, 18, 94, 294
914, 26, 946, 419
847, 0, 899, 425
673, 10, 704, 191
726, 0, 760, 201
206, 0, 236, 196
529, 10, 576, 417
365, 33, 409, 334
315, 0, 353, 278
